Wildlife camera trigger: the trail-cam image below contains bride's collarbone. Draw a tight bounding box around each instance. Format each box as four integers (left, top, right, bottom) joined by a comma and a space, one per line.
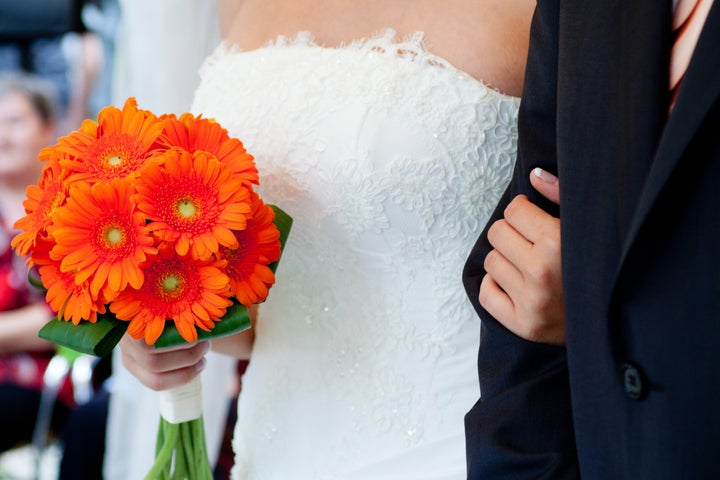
225, 0, 532, 96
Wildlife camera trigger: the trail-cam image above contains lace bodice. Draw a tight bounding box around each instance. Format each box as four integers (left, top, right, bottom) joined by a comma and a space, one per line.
191, 31, 519, 479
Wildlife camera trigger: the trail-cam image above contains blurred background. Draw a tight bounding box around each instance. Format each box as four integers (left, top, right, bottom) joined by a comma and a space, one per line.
0, 2, 240, 479
0, 0, 116, 135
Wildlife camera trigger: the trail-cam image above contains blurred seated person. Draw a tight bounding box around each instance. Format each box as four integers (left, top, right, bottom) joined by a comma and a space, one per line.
0, 71, 73, 453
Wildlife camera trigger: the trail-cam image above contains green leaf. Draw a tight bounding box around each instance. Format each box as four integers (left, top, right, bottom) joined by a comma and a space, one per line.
153, 299, 251, 349
268, 205, 293, 274
28, 272, 45, 291
38, 313, 128, 357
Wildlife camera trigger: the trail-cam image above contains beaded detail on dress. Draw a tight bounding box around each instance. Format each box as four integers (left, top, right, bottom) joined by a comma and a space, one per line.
192, 30, 519, 480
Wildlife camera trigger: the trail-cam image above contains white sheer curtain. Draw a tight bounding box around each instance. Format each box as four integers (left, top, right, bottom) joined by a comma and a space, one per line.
110, 0, 221, 114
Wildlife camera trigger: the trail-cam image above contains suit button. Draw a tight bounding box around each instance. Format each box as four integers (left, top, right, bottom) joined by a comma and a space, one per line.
622, 363, 646, 400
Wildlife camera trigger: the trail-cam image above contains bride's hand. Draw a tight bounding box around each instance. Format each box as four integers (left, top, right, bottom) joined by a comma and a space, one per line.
119, 334, 210, 391
479, 168, 564, 346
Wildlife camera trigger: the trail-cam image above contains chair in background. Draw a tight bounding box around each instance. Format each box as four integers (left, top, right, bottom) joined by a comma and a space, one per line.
29, 347, 108, 480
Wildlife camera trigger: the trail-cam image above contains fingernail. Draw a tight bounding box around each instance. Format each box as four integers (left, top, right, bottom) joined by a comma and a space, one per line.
532, 167, 558, 183
200, 341, 211, 353
194, 358, 207, 373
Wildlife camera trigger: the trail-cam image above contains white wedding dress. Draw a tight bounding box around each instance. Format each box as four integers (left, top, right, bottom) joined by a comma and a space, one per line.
191, 31, 519, 480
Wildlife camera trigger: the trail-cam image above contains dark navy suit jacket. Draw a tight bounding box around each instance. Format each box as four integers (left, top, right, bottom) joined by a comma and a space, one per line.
463, 1, 720, 478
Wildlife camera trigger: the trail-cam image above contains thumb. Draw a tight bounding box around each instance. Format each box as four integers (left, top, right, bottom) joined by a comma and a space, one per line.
530, 168, 560, 205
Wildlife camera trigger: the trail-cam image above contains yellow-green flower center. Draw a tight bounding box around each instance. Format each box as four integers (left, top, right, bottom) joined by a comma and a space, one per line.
177, 199, 197, 218
49, 192, 64, 216
162, 274, 181, 292
106, 227, 124, 245
107, 154, 123, 166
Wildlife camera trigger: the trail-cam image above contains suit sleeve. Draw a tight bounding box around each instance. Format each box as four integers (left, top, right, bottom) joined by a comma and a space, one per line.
462, 1, 580, 478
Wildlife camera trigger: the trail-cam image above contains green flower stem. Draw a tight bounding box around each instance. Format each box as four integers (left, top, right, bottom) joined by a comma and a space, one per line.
155, 416, 165, 459
193, 417, 212, 480
177, 422, 194, 480
155, 419, 168, 480
145, 419, 178, 480
146, 416, 213, 480
162, 420, 172, 480
172, 423, 189, 480
197, 417, 213, 479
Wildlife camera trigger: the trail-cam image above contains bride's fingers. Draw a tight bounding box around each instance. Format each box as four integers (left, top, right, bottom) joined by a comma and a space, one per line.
479, 273, 515, 325
120, 336, 210, 374
123, 350, 206, 391
484, 248, 524, 301
504, 195, 560, 247
487, 216, 533, 274
119, 338, 209, 391
530, 168, 560, 205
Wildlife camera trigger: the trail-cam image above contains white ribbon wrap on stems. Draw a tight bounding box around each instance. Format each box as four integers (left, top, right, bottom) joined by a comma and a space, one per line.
159, 375, 203, 424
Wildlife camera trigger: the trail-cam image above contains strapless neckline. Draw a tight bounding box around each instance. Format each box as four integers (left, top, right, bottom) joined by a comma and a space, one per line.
216, 29, 518, 102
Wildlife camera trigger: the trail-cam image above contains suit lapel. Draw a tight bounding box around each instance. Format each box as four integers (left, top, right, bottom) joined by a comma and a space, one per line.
605, 1, 672, 244
615, 0, 720, 273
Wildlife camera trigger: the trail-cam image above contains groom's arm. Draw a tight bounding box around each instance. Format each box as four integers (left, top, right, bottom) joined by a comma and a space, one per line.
463, 1, 580, 478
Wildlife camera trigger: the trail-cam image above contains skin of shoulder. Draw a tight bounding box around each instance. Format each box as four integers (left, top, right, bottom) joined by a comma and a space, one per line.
220, 0, 535, 97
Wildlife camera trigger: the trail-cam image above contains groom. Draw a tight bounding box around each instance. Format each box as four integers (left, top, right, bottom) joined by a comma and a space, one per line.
463, 0, 720, 478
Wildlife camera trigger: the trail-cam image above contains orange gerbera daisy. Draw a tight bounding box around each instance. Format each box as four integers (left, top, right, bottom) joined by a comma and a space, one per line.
12, 156, 68, 259
110, 249, 233, 344
38, 259, 108, 324
49, 179, 156, 300
27, 235, 55, 268
160, 112, 259, 185
136, 149, 252, 261
55, 97, 164, 183
219, 192, 281, 306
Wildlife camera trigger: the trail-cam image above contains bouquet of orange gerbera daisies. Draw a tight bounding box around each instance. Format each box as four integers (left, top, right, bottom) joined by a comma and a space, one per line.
12, 98, 291, 480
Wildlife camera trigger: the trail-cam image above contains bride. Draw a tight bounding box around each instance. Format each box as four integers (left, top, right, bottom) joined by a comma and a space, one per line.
120, 0, 534, 477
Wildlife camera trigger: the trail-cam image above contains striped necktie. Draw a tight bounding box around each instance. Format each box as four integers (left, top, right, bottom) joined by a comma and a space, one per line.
670, 0, 715, 105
